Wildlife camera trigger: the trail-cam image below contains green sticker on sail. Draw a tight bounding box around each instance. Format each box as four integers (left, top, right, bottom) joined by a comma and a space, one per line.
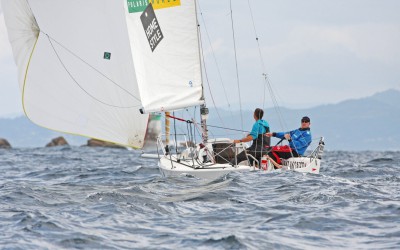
127, 0, 149, 13
104, 52, 111, 60
127, 0, 181, 13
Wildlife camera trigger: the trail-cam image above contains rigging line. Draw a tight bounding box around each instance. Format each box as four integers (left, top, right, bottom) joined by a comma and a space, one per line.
182, 109, 208, 142
246, 1, 287, 130
197, 2, 233, 117
198, 48, 235, 137
198, 23, 225, 128
264, 74, 286, 130
195, 20, 233, 141
194, 106, 200, 144
229, 0, 244, 131
192, 107, 198, 144
173, 111, 179, 155
195, 12, 231, 140
191, 117, 215, 163
46, 35, 140, 109
170, 111, 248, 133
206, 124, 248, 133
187, 122, 196, 166
182, 110, 209, 144
247, 0, 267, 75
43, 31, 141, 104
246, 0, 267, 110
166, 111, 196, 146
246, 0, 270, 150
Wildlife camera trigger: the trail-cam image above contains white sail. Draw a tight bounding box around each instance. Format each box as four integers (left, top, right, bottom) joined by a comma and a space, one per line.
125, 0, 204, 113
2, 0, 149, 148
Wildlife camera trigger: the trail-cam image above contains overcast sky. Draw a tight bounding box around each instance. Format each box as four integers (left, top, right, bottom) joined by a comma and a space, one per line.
1, 0, 399, 117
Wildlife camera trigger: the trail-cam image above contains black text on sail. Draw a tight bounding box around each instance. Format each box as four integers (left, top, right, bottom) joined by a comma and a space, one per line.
141, 3, 164, 52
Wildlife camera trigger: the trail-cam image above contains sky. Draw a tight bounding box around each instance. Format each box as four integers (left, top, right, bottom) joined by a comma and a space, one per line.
1, 0, 400, 117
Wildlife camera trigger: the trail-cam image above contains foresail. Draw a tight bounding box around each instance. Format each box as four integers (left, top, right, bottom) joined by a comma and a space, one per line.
125, 0, 203, 113
2, 0, 149, 148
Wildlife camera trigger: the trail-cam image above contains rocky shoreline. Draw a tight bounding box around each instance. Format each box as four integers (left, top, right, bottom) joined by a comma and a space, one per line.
0, 138, 12, 149
0, 137, 127, 149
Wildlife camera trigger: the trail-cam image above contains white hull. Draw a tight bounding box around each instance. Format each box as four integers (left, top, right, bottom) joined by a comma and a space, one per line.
158, 156, 253, 180
281, 157, 321, 174
155, 137, 324, 180
158, 156, 321, 180
141, 153, 159, 159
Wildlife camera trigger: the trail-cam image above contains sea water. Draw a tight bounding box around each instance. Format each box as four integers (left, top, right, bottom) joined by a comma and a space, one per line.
0, 147, 399, 249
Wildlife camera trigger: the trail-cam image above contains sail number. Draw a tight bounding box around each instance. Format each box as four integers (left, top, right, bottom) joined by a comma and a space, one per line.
282, 160, 307, 170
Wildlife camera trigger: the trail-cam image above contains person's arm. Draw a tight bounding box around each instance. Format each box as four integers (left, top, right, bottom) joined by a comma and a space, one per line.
266, 131, 287, 140
233, 135, 253, 144
233, 122, 258, 143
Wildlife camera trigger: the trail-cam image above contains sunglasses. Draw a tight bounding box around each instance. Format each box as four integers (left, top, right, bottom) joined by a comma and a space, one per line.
301, 120, 310, 123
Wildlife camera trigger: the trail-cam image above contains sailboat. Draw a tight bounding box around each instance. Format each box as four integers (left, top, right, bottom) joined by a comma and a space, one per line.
2, 0, 324, 180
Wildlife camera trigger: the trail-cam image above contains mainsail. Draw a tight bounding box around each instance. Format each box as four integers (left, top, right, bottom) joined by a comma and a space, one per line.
2, 0, 203, 148
125, 0, 203, 113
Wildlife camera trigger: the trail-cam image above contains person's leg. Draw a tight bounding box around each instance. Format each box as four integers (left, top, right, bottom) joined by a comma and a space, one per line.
266, 155, 282, 169
278, 151, 298, 159
268, 150, 296, 169
267, 151, 282, 169
246, 150, 263, 167
230, 150, 249, 165
279, 151, 291, 159
269, 150, 299, 168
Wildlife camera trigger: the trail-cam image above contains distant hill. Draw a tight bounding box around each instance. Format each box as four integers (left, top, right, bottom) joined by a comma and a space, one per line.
1, 89, 399, 150
206, 89, 400, 151
303, 89, 400, 150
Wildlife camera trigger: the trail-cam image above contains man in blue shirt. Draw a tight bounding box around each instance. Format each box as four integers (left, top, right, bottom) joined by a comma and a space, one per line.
265, 116, 312, 168
231, 108, 270, 165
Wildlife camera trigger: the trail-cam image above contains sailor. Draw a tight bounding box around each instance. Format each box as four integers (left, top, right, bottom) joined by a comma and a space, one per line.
232, 108, 270, 165
265, 116, 312, 169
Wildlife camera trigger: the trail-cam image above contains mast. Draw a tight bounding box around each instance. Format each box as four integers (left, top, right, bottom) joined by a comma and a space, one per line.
165, 111, 170, 145
195, 0, 208, 143
200, 105, 209, 142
